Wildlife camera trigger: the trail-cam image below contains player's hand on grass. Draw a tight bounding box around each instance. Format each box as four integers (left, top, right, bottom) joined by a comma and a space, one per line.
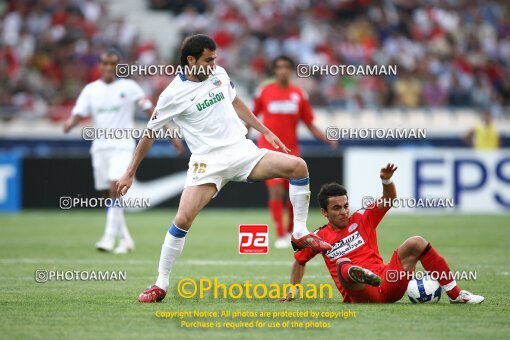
380, 163, 397, 180
264, 131, 290, 153
116, 173, 133, 196
277, 292, 295, 303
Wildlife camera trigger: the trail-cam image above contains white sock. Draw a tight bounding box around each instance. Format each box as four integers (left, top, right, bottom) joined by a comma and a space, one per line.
115, 208, 133, 243
442, 280, 458, 292
289, 177, 311, 238
104, 207, 120, 240
155, 226, 187, 291
119, 222, 133, 244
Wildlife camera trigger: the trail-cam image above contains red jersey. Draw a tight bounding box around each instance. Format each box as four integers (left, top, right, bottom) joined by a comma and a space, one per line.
294, 205, 389, 301
253, 82, 314, 155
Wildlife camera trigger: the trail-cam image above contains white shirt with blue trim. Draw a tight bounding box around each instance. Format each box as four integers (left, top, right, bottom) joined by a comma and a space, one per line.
147, 65, 246, 155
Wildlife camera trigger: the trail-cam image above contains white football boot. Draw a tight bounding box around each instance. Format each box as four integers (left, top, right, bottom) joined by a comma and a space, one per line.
113, 238, 135, 254
95, 236, 115, 252
274, 233, 292, 249
449, 290, 485, 304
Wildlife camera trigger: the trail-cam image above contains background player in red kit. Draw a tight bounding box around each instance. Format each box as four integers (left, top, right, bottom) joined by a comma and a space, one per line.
279, 163, 484, 304
253, 55, 336, 248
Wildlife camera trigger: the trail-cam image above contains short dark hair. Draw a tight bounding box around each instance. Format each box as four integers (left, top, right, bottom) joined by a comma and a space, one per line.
101, 48, 121, 63
180, 34, 216, 67
317, 183, 348, 211
272, 55, 295, 69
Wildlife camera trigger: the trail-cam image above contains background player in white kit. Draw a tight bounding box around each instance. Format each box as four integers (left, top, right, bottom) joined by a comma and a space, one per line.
115, 35, 332, 303
63, 50, 184, 254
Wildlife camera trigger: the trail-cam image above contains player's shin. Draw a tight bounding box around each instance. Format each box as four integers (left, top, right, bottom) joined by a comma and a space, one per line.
112, 207, 135, 254
337, 260, 357, 284
289, 177, 310, 238
116, 208, 133, 242
95, 207, 120, 251
419, 243, 461, 300
154, 223, 187, 291
104, 207, 121, 239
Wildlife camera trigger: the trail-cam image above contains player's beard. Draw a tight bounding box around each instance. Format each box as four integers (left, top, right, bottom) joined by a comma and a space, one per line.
195, 72, 209, 81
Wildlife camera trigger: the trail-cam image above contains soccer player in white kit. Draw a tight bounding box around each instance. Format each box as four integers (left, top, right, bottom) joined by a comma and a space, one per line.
115, 35, 332, 302
64, 50, 183, 254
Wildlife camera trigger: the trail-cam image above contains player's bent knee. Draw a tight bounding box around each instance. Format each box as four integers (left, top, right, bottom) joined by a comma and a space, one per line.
290, 157, 308, 178
398, 236, 428, 269
404, 236, 428, 254
174, 214, 193, 231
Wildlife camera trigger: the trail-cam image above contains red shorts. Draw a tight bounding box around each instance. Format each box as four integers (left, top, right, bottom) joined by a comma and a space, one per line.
343, 250, 414, 303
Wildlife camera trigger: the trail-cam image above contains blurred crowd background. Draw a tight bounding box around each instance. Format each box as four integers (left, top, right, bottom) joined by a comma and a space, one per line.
1, 0, 509, 122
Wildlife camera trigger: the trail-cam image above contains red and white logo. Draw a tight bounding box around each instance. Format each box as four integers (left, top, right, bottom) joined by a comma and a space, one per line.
239, 224, 269, 254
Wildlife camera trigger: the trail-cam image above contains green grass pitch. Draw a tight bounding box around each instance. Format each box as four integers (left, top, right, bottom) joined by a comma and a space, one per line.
0, 209, 509, 339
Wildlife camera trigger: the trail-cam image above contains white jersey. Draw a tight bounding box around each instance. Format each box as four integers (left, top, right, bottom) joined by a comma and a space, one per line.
72, 78, 152, 152
147, 65, 247, 155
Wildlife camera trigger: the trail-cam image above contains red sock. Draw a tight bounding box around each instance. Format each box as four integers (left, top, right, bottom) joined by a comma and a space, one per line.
420, 243, 461, 299
285, 199, 294, 234
269, 199, 284, 238
338, 261, 356, 284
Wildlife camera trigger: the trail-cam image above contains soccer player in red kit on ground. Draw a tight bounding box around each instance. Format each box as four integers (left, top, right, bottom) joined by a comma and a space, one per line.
279, 163, 484, 304
253, 55, 336, 248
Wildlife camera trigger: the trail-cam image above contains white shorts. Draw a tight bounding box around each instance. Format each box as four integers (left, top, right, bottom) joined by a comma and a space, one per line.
91, 148, 133, 191
184, 138, 268, 194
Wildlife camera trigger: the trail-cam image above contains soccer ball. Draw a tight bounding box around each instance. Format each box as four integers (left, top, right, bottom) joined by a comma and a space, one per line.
407, 275, 442, 303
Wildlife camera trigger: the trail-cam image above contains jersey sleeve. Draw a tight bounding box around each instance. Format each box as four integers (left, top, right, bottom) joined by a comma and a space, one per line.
299, 90, 314, 125
146, 93, 181, 131
220, 66, 237, 102
294, 247, 319, 265
252, 86, 264, 116
217, 65, 236, 102
71, 86, 91, 117
360, 200, 389, 229
130, 80, 153, 111
228, 79, 237, 102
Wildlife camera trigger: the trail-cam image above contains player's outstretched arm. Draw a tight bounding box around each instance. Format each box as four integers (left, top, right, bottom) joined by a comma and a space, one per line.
306, 122, 337, 149
232, 96, 290, 153
116, 132, 156, 196
378, 163, 398, 210
143, 108, 186, 156
63, 115, 83, 133
278, 261, 306, 302
169, 138, 186, 156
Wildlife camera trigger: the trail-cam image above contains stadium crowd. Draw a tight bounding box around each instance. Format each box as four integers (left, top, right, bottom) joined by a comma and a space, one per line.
0, 0, 163, 121
1, 0, 509, 121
